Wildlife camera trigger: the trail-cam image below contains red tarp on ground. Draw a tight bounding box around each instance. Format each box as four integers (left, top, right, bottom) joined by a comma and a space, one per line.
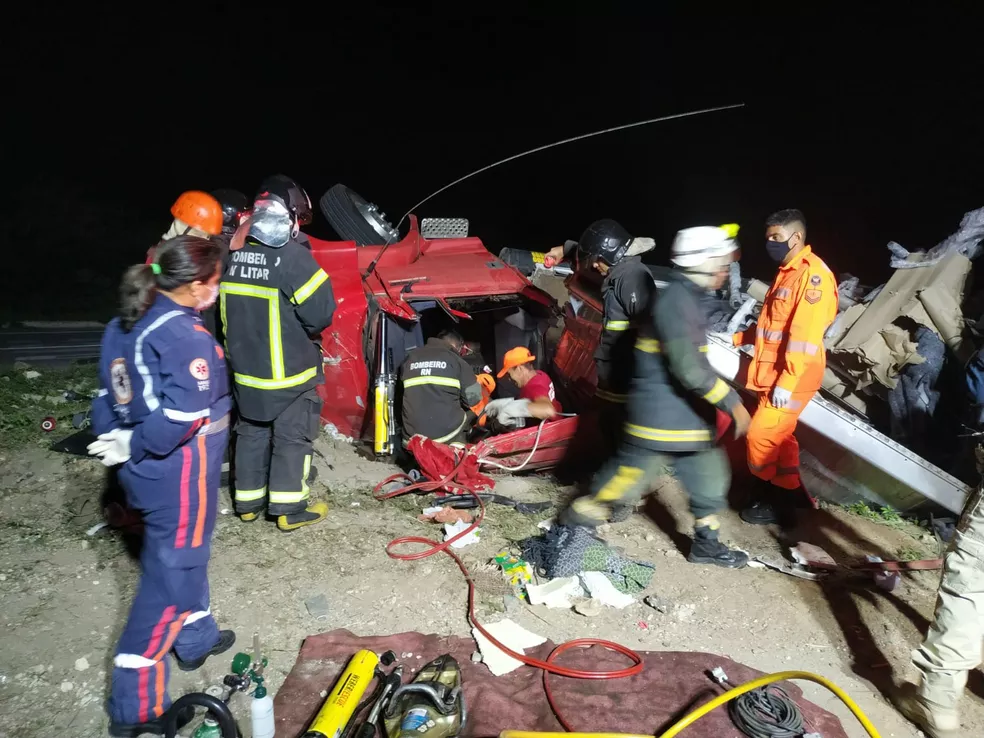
272, 630, 850, 738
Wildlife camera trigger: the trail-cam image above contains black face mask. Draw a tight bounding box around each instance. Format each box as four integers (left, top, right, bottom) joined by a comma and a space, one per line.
766, 237, 791, 263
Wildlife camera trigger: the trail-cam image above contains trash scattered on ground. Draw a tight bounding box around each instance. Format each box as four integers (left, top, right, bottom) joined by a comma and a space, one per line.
305, 594, 331, 622
573, 598, 604, 617
643, 595, 672, 614
578, 571, 635, 609
444, 520, 480, 548
526, 577, 584, 608
419, 506, 473, 524
494, 551, 533, 587
471, 618, 546, 676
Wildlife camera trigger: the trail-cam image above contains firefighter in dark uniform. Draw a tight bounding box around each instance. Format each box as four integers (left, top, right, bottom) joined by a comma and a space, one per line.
400, 331, 484, 447
557, 221, 656, 511
559, 225, 752, 569
220, 175, 336, 531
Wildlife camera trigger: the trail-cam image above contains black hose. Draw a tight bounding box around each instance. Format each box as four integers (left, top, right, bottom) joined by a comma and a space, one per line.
727, 685, 806, 738
163, 693, 239, 738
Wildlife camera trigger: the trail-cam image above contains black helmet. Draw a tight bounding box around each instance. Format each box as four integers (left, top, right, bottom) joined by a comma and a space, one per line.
211, 189, 249, 232
577, 219, 633, 268
255, 174, 313, 227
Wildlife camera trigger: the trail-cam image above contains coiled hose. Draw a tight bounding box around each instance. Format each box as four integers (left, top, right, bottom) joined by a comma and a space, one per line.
499, 670, 881, 738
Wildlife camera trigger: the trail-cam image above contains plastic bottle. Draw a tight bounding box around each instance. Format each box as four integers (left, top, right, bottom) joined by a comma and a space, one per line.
192, 716, 222, 738
251, 679, 276, 738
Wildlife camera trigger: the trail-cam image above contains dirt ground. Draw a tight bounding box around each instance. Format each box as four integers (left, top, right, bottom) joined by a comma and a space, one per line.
1, 433, 983, 738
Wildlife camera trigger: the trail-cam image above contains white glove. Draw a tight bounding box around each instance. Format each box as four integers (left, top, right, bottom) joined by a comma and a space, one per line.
770, 386, 792, 410
483, 398, 531, 427
87, 428, 134, 467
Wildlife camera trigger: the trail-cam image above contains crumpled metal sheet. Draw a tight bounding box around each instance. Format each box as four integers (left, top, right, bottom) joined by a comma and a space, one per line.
888, 206, 984, 269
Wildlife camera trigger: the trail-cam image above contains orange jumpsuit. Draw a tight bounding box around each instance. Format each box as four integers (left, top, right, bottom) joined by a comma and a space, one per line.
733, 246, 838, 490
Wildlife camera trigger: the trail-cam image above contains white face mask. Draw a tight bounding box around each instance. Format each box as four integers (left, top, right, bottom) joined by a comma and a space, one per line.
196, 283, 219, 311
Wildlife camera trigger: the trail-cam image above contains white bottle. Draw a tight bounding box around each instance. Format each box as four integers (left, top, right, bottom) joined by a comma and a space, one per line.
251, 682, 276, 738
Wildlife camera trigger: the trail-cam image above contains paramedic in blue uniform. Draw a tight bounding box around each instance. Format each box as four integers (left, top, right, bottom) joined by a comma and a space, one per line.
88, 234, 237, 737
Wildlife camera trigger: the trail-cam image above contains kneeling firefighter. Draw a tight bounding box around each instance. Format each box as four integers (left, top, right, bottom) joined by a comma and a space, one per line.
400, 330, 484, 447
89, 235, 236, 735
559, 225, 752, 569
221, 175, 337, 531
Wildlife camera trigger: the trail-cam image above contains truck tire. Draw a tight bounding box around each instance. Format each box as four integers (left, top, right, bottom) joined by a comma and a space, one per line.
319, 184, 400, 247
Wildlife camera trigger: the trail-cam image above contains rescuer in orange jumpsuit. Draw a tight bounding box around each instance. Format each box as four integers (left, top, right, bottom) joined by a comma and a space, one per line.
733, 209, 838, 526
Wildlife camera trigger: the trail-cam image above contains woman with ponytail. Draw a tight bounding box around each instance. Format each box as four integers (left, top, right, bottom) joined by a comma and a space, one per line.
88, 235, 237, 736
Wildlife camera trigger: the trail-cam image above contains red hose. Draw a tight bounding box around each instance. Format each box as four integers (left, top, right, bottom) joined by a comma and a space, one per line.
373, 453, 644, 731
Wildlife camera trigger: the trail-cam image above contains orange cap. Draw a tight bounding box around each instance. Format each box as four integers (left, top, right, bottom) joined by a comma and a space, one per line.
498, 347, 536, 378
171, 190, 223, 236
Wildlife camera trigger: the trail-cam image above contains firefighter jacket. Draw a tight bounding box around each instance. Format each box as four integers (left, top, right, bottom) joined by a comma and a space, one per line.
624, 272, 742, 453
401, 338, 483, 443
734, 246, 838, 394
594, 256, 654, 402
219, 236, 336, 422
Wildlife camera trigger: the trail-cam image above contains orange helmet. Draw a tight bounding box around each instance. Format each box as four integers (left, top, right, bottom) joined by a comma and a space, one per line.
170, 191, 223, 236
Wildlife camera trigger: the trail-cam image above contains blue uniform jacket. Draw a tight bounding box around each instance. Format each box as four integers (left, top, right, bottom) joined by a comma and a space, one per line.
93, 294, 232, 563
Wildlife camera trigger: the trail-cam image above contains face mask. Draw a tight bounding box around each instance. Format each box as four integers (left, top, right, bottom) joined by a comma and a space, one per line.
196, 283, 219, 311
766, 237, 791, 263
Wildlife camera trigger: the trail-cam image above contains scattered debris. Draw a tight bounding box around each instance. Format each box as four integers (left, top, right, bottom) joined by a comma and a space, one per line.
644, 595, 672, 614
74, 657, 89, 672
526, 577, 584, 608
305, 594, 331, 622
444, 520, 480, 548
471, 618, 546, 676
24, 371, 41, 381
573, 599, 603, 618
419, 506, 473, 524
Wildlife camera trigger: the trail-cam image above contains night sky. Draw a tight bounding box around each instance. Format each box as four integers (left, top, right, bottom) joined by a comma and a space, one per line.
4, 4, 981, 320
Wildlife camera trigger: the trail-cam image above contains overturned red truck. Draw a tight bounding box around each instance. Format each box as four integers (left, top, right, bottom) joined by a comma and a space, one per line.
307, 185, 971, 516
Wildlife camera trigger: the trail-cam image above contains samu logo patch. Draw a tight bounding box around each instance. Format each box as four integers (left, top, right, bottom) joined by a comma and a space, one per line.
110, 358, 133, 404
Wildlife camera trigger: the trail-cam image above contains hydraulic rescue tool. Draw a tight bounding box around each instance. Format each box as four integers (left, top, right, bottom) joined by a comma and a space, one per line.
304, 649, 398, 738
383, 654, 465, 738
353, 663, 405, 738
373, 317, 397, 456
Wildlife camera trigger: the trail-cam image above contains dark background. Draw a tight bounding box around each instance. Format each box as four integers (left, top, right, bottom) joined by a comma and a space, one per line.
3, 4, 980, 320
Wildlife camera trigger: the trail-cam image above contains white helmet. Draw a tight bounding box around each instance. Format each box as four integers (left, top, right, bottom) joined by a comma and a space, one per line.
671, 224, 740, 269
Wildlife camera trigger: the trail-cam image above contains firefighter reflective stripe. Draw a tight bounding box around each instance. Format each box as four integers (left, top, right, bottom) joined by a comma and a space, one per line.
757, 326, 785, 341
233, 367, 318, 390
787, 340, 820, 355
703, 378, 731, 405
635, 338, 661, 353
234, 486, 267, 502
301, 455, 311, 495
699, 345, 709, 353
595, 387, 628, 403
221, 283, 319, 391
774, 287, 792, 298
292, 269, 329, 305
403, 376, 461, 389
269, 489, 307, 505
432, 414, 468, 443
624, 423, 712, 443
595, 465, 644, 502
604, 320, 630, 331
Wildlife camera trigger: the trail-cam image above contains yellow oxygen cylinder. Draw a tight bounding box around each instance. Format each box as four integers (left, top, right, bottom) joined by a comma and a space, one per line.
303, 649, 380, 738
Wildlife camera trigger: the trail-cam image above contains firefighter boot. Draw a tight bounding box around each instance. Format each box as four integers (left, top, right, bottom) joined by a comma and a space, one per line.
740, 480, 800, 527
687, 523, 748, 569
173, 629, 237, 672
277, 501, 329, 532
893, 682, 960, 738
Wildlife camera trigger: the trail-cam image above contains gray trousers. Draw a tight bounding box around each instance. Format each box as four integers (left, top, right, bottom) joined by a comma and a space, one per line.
911, 483, 984, 714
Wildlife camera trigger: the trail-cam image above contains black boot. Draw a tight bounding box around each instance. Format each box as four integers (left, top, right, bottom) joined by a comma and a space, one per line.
173, 629, 236, 672
687, 526, 748, 569
109, 705, 194, 737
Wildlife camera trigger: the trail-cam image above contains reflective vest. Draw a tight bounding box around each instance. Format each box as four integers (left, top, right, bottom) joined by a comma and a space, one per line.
219, 237, 336, 421
736, 246, 838, 394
